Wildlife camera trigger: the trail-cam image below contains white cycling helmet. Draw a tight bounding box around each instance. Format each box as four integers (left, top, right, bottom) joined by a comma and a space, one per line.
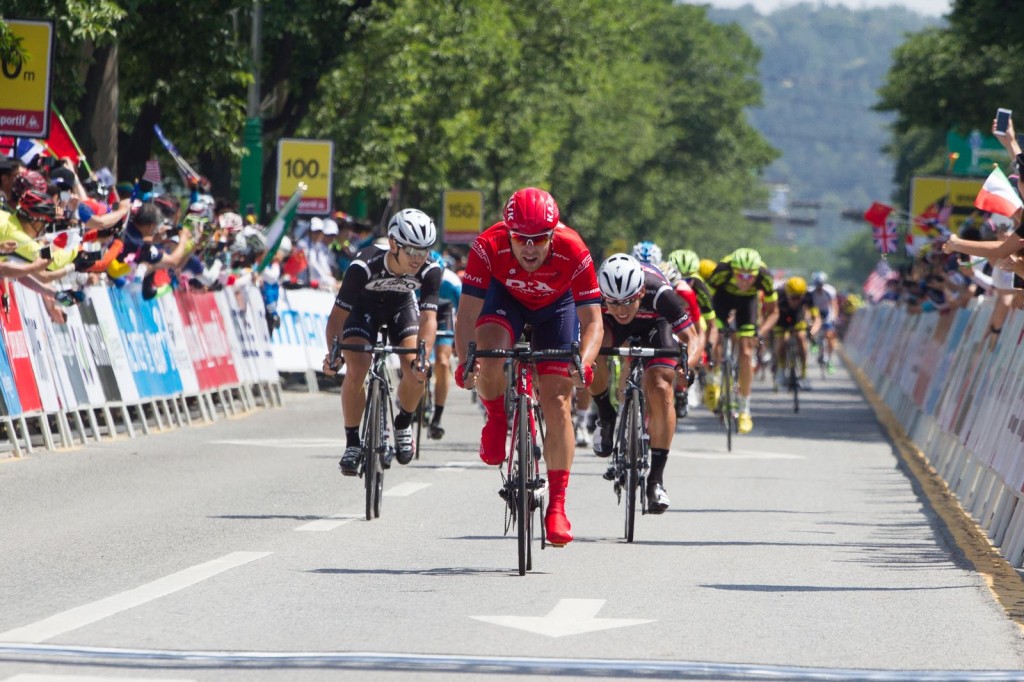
811, 271, 828, 287
388, 208, 437, 248
631, 240, 662, 265
599, 253, 645, 301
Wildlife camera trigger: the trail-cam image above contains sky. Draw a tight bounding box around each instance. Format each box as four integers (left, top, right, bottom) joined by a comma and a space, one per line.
695, 0, 951, 16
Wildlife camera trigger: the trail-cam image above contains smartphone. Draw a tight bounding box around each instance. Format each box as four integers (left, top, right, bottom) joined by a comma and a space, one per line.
996, 108, 1012, 136
39, 245, 52, 260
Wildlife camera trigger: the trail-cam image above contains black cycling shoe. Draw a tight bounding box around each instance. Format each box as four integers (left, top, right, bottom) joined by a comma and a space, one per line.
428, 423, 445, 440
592, 419, 614, 457
339, 446, 361, 477
603, 464, 617, 481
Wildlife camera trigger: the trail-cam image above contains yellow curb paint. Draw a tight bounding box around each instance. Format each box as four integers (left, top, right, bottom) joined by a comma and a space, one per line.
841, 348, 1024, 630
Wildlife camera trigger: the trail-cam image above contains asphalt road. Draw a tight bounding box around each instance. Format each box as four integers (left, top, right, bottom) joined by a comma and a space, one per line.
1, 361, 1023, 681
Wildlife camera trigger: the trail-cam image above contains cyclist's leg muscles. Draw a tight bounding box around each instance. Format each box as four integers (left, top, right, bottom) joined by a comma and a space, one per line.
433, 343, 452, 408
391, 306, 424, 413
340, 308, 376, 428
644, 364, 676, 451
734, 294, 758, 398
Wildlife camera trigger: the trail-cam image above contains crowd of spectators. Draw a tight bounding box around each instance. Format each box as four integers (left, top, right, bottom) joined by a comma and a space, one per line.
877, 114, 1024, 347
0, 147, 468, 335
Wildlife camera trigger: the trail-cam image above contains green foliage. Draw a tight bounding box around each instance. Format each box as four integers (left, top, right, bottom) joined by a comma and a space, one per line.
311, 0, 776, 254
0, 18, 29, 66
878, 0, 1024, 208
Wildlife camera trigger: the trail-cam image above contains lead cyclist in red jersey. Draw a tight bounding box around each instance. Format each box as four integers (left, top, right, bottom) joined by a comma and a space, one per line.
454, 187, 603, 547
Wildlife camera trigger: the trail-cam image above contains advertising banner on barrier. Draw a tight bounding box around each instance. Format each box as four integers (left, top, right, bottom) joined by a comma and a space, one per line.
214, 289, 257, 384
64, 305, 111, 407
79, 296, 123, 402
0, 283, 41, 414
136, 294, 183, 397
176, 290, 238, 390
87, 287, 140, 404
0, 331, 21, 417
244, 287, 281, 382
44, 300, 91, 409
273, 287, 333, 372
157, 295, 199, 396
16, 286, 63, 413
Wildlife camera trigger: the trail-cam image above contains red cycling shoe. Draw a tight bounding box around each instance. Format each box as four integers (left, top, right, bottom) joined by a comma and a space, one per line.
545, 469, 573, 546
479, 412, 507, 465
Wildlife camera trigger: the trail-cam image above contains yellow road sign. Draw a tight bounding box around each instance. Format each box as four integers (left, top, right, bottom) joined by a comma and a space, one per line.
442, 190, 484, 244
0, 19, 55, 137
276, 138, 333, 214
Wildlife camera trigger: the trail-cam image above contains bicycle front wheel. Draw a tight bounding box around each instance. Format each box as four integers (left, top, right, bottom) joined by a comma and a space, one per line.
624, 391, 641, 543
364, 381, 383, 521
789, 340, 800, 414
722, 360, 733, 452
516, 395, 531, 576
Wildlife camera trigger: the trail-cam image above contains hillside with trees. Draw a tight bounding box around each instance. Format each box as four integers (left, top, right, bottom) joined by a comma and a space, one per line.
707, 3, 940, 282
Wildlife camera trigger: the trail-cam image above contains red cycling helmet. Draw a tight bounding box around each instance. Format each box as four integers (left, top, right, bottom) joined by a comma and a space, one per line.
16, 189, 58, 224
12, 170, 48, 201
503, 187, 559, 235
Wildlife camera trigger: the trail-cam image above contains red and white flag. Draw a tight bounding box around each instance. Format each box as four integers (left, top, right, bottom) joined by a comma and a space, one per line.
142, 159, 162, 184
863, 202, 893, 228
975, 166, 1023, 217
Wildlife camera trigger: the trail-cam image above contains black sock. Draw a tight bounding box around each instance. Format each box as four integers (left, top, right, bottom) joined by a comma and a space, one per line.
593, 390, 616, 424
345, 427, 360, 448
431, 405, 444, 424
394, 408, 415, 430
649, 449, 669, 485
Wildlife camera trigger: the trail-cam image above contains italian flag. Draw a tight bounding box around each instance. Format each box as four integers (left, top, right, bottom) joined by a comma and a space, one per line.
974, 166, 1024, 217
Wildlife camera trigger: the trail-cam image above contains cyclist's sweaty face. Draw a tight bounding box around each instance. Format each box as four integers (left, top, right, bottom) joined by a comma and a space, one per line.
508, 230, 552, 272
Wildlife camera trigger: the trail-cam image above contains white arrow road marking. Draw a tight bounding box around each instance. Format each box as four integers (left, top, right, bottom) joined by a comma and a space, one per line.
295, 514, 360, 532
0, 552, 271, 644
679, 449, 803, 460
210, 438, 340, 449
384, 482, 432, 497
4, 671, 195, 675
472, 599, 653, 638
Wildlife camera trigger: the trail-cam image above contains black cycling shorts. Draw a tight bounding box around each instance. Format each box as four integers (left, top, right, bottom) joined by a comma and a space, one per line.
604, 316, 679, 369
712, 289, 758, 337
343, 298, 419, 344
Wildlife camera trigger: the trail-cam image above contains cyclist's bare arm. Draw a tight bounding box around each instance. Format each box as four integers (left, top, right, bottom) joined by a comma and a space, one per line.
323, 305, 350, 375
415, 308, 438, 375
454, 293, 485, 381
575, 304, 604, 384
758, 299, 779, 338
677, 323, 701, 368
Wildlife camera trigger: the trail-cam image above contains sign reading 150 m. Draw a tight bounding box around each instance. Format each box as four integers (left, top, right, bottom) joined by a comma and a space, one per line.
276, 138, 333, 214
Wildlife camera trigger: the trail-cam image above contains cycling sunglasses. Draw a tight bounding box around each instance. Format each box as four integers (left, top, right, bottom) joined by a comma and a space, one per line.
736, 270, 757, 281
508, 230, 554, 248
606, 293, 643, 308
400, 245, 430, 258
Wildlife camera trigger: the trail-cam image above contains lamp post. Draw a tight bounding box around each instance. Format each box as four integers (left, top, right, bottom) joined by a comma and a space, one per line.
239, 0, 263, 221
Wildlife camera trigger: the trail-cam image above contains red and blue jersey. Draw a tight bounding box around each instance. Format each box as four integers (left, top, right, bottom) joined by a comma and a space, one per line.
462, 222, 601, 310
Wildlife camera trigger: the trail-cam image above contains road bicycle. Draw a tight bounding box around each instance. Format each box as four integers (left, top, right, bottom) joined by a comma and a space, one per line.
600, 340, 687, 543
715, 322, 739, 452
332, 332, 425, 521
464, 340, 581, 576
781, 330, 800, 414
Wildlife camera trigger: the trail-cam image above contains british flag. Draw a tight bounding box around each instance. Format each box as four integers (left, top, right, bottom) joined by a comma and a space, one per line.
872, 216, 899, 254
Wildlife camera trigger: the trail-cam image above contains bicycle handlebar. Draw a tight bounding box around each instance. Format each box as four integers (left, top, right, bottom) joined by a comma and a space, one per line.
598, 345, 685, 359
465, 341, 582, 377
330, 336, 426, 372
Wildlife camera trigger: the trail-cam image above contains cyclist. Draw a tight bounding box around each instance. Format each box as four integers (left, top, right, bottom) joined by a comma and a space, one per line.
454, 187, 603, 547
772, 276, 820, 390
590, 254, 699, 513
427, 251, 462, 440
809, 271, 839, 374
631, 240, 662, 267
705, 248, 779, 434
323, 208, 441, 475
667, 250, 719, 359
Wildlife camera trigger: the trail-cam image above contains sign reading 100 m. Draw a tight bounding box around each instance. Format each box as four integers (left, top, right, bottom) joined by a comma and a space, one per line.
276, 138, 333, 214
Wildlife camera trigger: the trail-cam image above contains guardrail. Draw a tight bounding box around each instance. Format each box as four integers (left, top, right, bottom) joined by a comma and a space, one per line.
844, 299, 1024, 568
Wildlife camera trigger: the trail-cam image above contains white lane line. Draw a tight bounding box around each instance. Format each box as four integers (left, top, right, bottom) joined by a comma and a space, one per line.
440, 462, 482, 471
0, 552, 271, 644
210, 438, 340, 449
4, 671, 195, 675
295, 514, 359, 532
384, 482, 432, 497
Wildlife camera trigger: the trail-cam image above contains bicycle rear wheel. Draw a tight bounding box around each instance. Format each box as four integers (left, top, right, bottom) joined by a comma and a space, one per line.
789, 339, 799, 414
516, 395, 531, 576
624, 391, 641, 542
722, 359, 733, 452
364, 381, 382, 521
